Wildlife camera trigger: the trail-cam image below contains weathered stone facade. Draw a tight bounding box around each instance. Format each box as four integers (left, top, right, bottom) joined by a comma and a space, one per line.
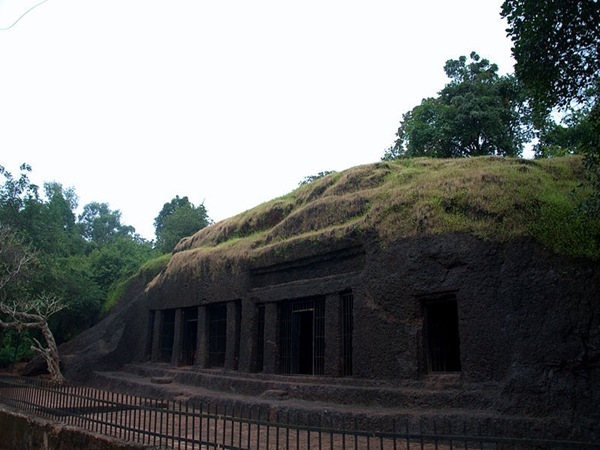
60, 230, 599, 440
58, 157, 600, 441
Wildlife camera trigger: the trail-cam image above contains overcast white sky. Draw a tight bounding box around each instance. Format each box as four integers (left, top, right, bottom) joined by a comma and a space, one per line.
0, 0, 516, 240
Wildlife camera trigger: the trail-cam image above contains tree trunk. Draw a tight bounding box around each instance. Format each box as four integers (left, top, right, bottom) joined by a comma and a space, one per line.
31, 322, 65, 384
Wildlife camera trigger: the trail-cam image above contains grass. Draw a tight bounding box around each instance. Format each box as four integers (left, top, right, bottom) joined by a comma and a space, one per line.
160, 156, 599, 281
101, 253, 171, 314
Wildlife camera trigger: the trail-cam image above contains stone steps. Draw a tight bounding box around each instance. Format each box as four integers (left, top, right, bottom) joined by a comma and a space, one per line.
95, 362, 500, 412
90, 365, 571, 440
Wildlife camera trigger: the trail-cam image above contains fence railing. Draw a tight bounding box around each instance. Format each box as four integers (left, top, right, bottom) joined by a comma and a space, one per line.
0, 375, 598, 450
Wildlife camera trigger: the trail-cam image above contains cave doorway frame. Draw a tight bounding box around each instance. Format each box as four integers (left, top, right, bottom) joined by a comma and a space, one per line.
424, 295, 461, 373
280, 297, 325, 375
181, 307, 198, 366
208, 304, 227, 368
159, 309, 176, 363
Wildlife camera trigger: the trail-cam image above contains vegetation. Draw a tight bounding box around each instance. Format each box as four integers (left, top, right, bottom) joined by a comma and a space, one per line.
383, 52, 533, 160
502, 0, 599, 215
0, 225, 66, 382
0, 164, 204, 370
154, 196, 211, 254
169, 157, 599, 280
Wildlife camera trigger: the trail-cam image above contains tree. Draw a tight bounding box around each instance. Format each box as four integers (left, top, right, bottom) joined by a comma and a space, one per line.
501, 0, 599, 112
0, 225, 65, 383
0, 164, 39, 230
78, 202, 135, 246
154, 196, 211, 253
384, 52, 532, 160
502, 0, 600, 216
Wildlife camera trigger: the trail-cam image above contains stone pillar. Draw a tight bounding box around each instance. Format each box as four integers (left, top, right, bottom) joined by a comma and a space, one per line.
170, 308, 183, 366
195, 305, 209, 369
225, 301, 241, 371
263, 302, 279, 374
151, 310, 162, 362
324, 294, 343, 377
238, 299, 259, 373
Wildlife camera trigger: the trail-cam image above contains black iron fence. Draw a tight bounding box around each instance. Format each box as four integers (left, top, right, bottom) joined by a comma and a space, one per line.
0, 375, 598, 450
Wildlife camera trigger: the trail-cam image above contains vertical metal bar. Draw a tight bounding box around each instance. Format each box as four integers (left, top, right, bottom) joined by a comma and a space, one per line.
224, 404, 229, 447
213, 403, 218, 449
354, 416, 358, 450
275, 409, 280, 450
158, 399, 164, 447
307, 412, 311, 449
319, 412, 322, 450
341, 414, 345, 450
223, 404, 235, 447
64, 383, 72, 427
286, 409, 290, 450
152, 398, 158, 447
183, 401, 189, 450
172, 400, 176, 449
120, 392, 125, 441
198, 402, 203, 449
393, 417, 397, 450
247, 405, 251, 450
190, 402, 195, 450
296, 411, 300, 450
266, 407, 270, 450
257, 407, 262, 449
177, 400, 182, 450
208, 402, 213, 449
126, 393, 131, 442
238, 403, 243, 448
330, 412, 334, 450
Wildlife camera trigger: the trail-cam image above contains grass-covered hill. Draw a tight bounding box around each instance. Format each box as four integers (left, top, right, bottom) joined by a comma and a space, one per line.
174, 156, 599, 265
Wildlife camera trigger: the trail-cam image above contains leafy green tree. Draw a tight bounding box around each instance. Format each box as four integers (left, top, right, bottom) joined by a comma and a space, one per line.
0, 164, 40, 230
384, 52, 532, 160
154, 196, 211, 253
501, 0, 599, 113
78, 202, 135, 246
0, 164, 157, 352
502, 0, 600, 215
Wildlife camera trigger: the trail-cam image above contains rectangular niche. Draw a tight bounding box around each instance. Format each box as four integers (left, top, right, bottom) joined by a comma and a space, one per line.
424, 295, 461, 372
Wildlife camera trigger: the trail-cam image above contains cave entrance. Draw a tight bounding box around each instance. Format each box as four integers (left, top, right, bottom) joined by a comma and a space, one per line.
159, 309, 176, 363
208, 304, 227, 368
292, 309, 314, 374
280, 298, 324, 375
181, 307, 198, 366
425, 296, 461, 372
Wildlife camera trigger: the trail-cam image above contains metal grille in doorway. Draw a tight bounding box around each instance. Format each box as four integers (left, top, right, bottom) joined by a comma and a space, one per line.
279, 298, 325, 375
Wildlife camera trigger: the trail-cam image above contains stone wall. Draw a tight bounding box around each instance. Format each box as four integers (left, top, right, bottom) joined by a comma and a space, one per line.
58, 232, 600, 439
0, 406, 147, 450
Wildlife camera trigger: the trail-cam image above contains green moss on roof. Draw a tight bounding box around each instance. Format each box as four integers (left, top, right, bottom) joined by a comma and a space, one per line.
176, 156, 599, 261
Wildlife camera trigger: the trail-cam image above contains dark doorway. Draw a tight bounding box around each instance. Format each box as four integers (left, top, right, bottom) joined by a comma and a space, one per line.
256, 304, 265, 372
341, 292, 354, 376
159, 309, 176, 363
280, 298, 324, 375
292, 309, 314, 374
425, 297, 461, 372
182, 307, 198, 366
208, 304, 227, 368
